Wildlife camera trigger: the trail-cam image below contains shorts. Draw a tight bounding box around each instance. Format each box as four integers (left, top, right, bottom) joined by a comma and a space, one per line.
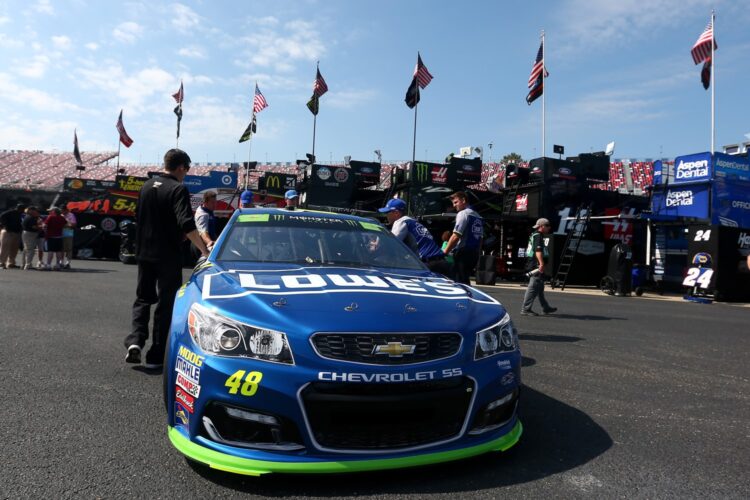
46, 237, 63, 252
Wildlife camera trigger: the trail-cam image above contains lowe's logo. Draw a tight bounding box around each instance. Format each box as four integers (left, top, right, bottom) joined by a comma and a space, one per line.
676, 160, 709, 179
666, 190, 694, 207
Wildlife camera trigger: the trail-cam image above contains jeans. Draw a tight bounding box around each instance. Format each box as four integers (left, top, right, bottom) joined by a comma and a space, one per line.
522, 275, 552, 312
124, 260, 183, 364
453, 248, 479, 285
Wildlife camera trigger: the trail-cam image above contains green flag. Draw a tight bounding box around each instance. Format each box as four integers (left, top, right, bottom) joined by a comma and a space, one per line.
306, 95, 319, 116
239, 115, 256, 143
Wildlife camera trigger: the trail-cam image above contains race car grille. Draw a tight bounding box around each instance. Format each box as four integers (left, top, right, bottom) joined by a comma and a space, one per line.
301, 377, 473, 450
311, 332, 462, 365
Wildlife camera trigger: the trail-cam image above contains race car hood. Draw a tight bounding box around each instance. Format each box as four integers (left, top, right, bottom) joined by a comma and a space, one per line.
191, 262, 505, 334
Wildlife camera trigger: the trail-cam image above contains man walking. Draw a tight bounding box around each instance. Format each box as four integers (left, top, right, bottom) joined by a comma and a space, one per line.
379, 198, 452, 276
124, 149, 209, 369
442, 191, 483, 284
0, 204, 25, 269
521, 218, 557, 316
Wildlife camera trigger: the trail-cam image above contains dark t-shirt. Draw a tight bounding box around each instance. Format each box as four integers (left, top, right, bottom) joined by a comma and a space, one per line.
135, 173, 196, 263
525, 231, 549, 271
44, 213, 67, 238
22, 214, 40, 232
0, 209, 22, 233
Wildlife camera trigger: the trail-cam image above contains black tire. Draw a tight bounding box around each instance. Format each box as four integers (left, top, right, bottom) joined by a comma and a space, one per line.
635, 287, 644, 296
119, 250, 136, 264
600, 276, 615, 295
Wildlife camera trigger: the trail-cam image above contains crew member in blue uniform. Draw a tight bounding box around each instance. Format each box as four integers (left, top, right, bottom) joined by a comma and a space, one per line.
379, 198, 453, 277
442, 191, 483, 285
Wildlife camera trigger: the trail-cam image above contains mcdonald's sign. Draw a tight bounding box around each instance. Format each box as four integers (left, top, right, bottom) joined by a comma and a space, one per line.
265, 175, 281, 189
261, 173, 296, 195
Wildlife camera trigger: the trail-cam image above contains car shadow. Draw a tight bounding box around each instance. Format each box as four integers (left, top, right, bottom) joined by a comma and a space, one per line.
546, 313, 626, 321
519, 333, 583, 343
63, 268, 115, 274
188, 386, 612, 495
521, 355, 536, 367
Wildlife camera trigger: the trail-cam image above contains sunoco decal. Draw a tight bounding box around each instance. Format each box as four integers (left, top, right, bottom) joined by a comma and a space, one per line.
318, 368, 462, 383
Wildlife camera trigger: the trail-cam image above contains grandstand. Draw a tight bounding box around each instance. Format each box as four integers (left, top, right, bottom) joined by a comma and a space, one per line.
0, 149, 656, 194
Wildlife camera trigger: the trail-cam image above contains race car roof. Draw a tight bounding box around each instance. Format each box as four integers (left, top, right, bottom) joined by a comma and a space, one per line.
232, 207, 380, 225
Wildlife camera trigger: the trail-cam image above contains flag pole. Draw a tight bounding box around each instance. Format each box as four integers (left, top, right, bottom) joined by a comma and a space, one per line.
412, 100, 418, 164
312, 114, 317, 160
541, 29, 546, 158
116, 140, 121, 173
710, 10, 715, 154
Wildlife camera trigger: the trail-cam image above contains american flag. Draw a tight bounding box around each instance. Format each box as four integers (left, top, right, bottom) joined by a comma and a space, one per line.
526, 40, 548, 105
414, 53, 433, 89
172, 81, 184, 104
116, 110, 134, 147
691, 21, 716, 65
313, 67, 328, 97
253, 84, 268, 113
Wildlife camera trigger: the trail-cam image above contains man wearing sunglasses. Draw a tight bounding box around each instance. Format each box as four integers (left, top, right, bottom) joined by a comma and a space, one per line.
124, 148, 210, 369
521, 217, 557, 316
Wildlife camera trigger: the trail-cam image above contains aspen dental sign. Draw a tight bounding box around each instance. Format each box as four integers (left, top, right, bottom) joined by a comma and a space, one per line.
672, 152, 712, 184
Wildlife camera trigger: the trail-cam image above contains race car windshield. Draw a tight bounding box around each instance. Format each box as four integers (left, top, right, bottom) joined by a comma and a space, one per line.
216, 213, 426, 270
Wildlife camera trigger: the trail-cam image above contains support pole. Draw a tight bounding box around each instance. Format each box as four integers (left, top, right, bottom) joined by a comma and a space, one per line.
412, 101, 418, 164
542, 30, 546, 159
312, 114, 317, 160
710, 10, 715, 155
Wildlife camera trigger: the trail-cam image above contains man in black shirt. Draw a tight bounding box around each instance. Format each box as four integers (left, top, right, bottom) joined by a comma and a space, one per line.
0, 204, 25, 269
124, 149, 209, 369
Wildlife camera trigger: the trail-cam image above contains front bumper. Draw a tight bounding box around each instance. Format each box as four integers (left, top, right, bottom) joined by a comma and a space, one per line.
169, 420, 522, 476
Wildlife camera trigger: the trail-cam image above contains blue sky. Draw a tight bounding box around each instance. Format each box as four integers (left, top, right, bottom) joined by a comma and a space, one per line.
1, 0, 749, 165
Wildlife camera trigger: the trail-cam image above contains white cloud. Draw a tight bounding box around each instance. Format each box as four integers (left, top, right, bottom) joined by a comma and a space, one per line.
172, 3, 201, 32
85, 42, 99, 51
113, 22, 143, 44
327, 89, 378, 109
51, 35, 72, 50
0, 15, 10, 25
31, 0, 54, 15
0, 34, 23, 49
15, 54, 51, 78
177, 45, 206, 59
237, 18, 326, 72
0, 73, 81, 112
255, 16, 279, 27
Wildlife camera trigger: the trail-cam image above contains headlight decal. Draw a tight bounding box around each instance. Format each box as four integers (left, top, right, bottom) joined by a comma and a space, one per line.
474, 313, 518, 360
187, 303, 294, 364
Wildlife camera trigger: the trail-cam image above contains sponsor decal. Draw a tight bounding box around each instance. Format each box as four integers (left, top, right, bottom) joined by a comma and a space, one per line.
221, 174, 233, 185
318, 368, 462, 383
675, 159, 709, 180
317, 166, 331, 181
174, 402, 190, 427
431, 166, 448, 184
100, 217, 117, 232
462, 164, 475, 172
738, 232, 750, 249
666, 189, 694, 207
225, 370, 264, 396
175, 357, 201, 382
265, 176, 281, 190
732, 200, 750, 210
471, 219, 483, 239
500, 372, 516, 386
177, 345, 204, 367
334, 167, 349, 183
602, 208, 635, 245
497, 359, 511, 370
116, 176, 147, 192
373, 342, 416, 358
515, 193, 528, 212
558, 167, 572, 175
176, 372, 201, 398
683, 267, 714, 289
361, 167, 373, 174
175, 387, 195, 413
414, 162, 429, 183
714, 152, 750, 181
68, 179, 83, 189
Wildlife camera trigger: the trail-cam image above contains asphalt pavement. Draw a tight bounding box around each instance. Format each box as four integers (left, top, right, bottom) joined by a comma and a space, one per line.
1, 261, 748, 499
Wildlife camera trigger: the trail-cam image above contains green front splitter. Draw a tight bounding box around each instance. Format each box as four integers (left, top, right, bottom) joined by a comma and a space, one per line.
168, 421, 522, 476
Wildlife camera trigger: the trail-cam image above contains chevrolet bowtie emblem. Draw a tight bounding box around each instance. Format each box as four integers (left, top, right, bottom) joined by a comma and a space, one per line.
373, 342, 416, 358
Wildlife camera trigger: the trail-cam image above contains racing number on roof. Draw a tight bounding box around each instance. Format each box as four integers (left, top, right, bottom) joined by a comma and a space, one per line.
225, 370, 263, 396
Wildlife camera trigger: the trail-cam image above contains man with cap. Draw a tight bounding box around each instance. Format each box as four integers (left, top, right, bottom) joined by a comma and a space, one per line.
379, 198, 452, 277
284, 189, 299, 209
239, 190, 254, 208
442, 191, 483, 285
521, 218, 557, 316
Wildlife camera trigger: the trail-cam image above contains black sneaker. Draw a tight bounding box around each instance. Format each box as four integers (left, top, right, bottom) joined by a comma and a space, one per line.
542, 307, 558, 315
125, 345, 141, 364
520, 309, 539, 316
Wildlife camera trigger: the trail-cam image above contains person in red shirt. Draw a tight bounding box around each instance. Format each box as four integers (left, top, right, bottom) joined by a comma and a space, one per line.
43, 207, 67, 270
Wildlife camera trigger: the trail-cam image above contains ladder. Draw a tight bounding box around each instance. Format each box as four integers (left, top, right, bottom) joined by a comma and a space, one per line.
552, 205, 591, 290
502, 179, 520, 216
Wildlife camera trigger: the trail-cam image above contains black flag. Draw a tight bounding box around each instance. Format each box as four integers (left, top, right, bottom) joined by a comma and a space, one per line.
73, 130, 82, 165
307, 95, 319, 116
405, 76, 420, 109
239, 115, 257, 143
174, 104, 183, 139
701, 57, 711, 90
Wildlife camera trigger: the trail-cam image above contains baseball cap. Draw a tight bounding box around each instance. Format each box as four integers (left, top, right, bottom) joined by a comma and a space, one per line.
240, 190, 253, 204
533, 218, 551, 228
284, 189, 299, 200
378, 198, 407, 213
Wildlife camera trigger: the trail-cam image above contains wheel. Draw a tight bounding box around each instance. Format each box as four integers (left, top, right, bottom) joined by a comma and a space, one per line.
634, 287, 644, 296
599, 276, 615, 295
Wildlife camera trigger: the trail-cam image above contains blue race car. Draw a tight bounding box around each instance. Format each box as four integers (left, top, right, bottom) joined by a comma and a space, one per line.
165, 208, 522, 476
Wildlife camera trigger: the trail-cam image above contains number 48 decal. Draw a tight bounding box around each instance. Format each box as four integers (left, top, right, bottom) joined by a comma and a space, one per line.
683, 267, 714, 289
225, 370, 263, 396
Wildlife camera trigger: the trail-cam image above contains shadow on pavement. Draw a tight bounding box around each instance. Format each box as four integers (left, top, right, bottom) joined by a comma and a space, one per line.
520, 333, 583, 343
64, 267, 115, 273
547, 313, 626, 321
189, 386, 612, 496
521, 356, 537, 367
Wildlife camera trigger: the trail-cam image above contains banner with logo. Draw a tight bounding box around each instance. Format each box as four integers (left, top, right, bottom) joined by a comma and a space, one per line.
63, 178, 117, 193
349, 160, 381, 187
671, 152, 712, 185
713, 152, 750, 182
651, 183, 710, 219
448, 156, 482, 186
183, 171, 237, 193
712, 177, 750, 228
258, 172, 296, 196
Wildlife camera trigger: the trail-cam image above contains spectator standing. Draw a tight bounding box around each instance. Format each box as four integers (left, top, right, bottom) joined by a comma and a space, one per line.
378, 198, 453, 277
124, 149, 209, 369
21, 206, 42, 270
442, 191, 483, 285
194, 191, 217, 258
36, 210, 46, 269
520, 218, 557, 316
284, 190, 299, 209
239, 190, 254, 208
0, 204, 26, 269
60, 206, 77, 269
43, 207, 67, 270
